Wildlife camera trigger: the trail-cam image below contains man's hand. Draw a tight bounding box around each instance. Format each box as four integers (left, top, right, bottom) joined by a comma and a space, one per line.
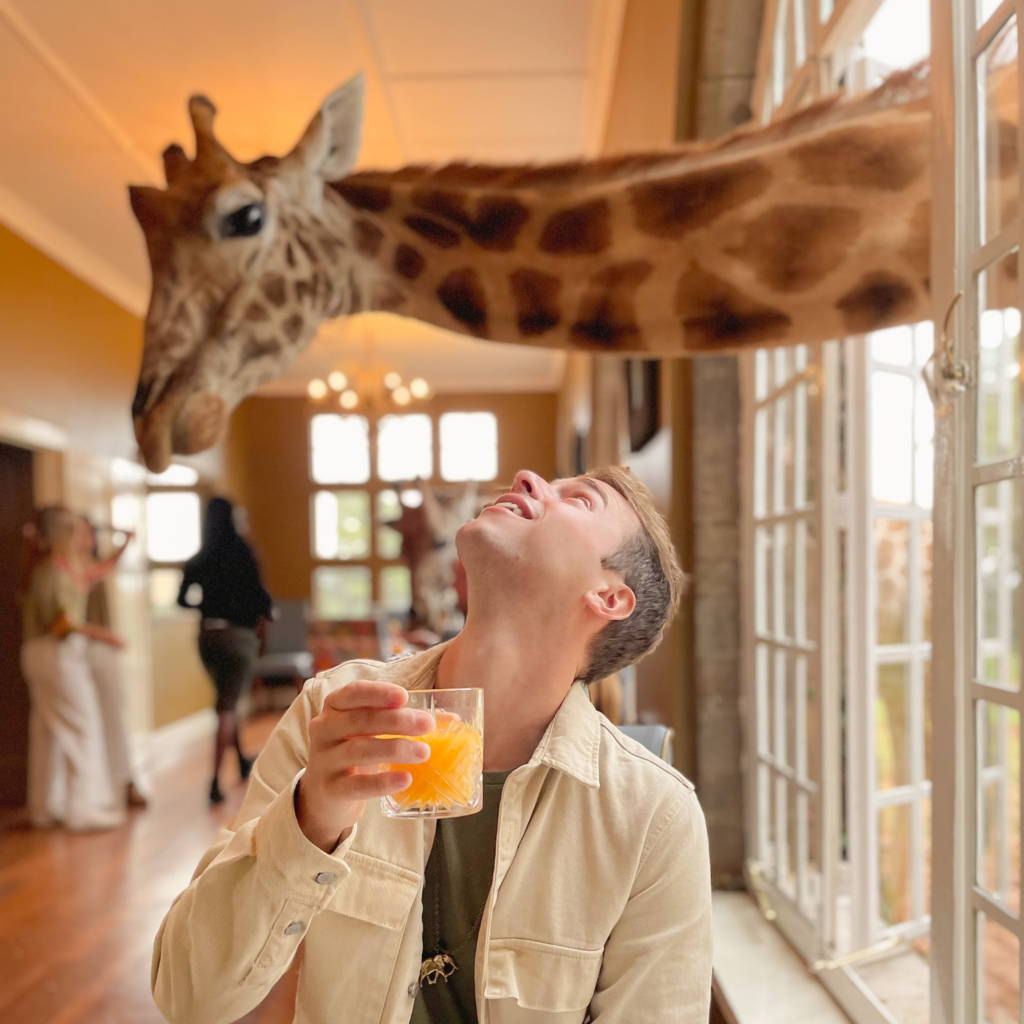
296, 682, 432, 852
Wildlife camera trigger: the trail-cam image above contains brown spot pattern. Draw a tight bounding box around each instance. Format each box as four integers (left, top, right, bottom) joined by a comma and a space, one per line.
283, 314, 305, 343
348, 269, 364, 313
510, 268, 561, 336
239, 337, 283, 366
333, 181, 392, 212
571, 261, 652, 346
353, 220, 384, 257
432, 164, 509, 187
394, 244, 425, 280
630, 159, 771, 239
295, 277, 319, 305
321, 237, 347, 263
285, 243, 296, 269
792, 124, 927, 191
835, 272, 918, 332
261, 275, 287, 308
900, 200, 931, 285
437, 268, 488, 335
244, 303, 269, 322
413, 190, 530, 250
729, 205, 862, 293
539, 199, 611, 255
296, 235, 319, 264
404, 215, 462, 249
675, 262, 791, 347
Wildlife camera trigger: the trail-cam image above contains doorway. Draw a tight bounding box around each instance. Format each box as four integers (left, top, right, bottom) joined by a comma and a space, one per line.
0, 443, 34, 805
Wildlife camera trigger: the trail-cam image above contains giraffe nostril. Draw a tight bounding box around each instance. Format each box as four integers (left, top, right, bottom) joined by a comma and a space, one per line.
522, 480, 532, 494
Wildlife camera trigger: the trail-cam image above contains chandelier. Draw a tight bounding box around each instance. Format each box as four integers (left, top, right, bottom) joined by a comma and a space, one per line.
306, 320, 432, 412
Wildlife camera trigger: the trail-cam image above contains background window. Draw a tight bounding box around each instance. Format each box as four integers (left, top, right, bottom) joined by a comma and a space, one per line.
376, 489, 404, 559
380, 565, 412, 614
149, 567, 184, 616
377, 414, 432, 481
312, 565, 372, 620
146, 492, 200, 563
439, 412, 499, 481
311, 414, 370, 485
313, 490, 371, 560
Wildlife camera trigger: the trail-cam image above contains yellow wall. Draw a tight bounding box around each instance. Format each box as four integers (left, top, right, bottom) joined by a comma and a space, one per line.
0, 224, 142, 457
227, 392, 559, 602
151, 615, 214, 728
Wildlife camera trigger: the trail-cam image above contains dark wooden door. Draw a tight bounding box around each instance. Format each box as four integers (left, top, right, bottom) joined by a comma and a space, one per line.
0, 443, 33, 805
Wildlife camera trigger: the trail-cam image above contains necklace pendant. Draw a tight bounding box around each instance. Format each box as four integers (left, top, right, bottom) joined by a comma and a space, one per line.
419, 952, 458, 986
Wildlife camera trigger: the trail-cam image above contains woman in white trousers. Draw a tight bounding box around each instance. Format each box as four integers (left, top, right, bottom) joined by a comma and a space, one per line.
19, 507, 126, 831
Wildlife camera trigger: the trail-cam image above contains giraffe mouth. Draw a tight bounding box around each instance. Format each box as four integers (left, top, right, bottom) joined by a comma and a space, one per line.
135, 385, 227, 473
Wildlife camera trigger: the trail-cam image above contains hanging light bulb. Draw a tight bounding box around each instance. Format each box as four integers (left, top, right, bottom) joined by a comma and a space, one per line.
340, 389, 360, 410
328, 371, 348, 391
392, 385, 412, 406
409, 377, 431, 399
384, 371, 402, 390
307, 378, 328, 400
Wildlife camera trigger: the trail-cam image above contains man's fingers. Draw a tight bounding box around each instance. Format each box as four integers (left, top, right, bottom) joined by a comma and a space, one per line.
322, 736, 430, 771
311, 705, 433, 746
324, 681, 409, 713
328, 770, 413, 801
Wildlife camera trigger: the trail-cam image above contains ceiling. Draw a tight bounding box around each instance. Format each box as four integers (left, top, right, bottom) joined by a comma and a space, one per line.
0, 0, 628, 394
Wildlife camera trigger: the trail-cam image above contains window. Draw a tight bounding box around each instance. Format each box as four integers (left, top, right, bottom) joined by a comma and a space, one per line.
145, 492, 201, 563
309, 408, 499, 621
439, 412, 499, 481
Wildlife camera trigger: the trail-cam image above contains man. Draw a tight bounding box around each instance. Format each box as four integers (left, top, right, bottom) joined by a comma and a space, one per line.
152, 467, 712, 1024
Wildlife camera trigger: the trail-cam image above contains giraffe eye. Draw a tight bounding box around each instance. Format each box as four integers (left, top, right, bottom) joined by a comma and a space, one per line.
220, 203, 265, 239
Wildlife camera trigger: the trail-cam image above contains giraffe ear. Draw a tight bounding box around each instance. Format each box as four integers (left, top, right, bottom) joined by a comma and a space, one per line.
288, 74, 365, 181
129, 185, 171, 232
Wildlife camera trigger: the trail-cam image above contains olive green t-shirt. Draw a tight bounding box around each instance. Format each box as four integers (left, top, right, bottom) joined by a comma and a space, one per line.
411, 770, 513, 1024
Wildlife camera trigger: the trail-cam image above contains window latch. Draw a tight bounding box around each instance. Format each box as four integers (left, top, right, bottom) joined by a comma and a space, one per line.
811, 933, 902, 974
923, 291, 968, 406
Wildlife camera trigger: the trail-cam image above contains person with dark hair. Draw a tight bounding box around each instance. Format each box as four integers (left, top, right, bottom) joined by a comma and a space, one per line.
177, 497, 272, 805
154, 468, 711, 1023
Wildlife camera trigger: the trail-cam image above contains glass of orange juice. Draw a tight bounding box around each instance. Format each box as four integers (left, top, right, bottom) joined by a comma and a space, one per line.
381, 688, 484, 818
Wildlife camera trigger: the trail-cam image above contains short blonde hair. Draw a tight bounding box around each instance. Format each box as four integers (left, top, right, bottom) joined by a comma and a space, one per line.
579, 466, 685, 683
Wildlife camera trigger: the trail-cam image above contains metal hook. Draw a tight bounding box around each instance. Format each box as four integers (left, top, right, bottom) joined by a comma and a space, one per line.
923, 291, 967, 405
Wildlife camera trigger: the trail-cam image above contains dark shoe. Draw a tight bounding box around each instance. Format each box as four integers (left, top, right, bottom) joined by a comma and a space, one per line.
209, 778, 225, 805
239, 755, 255, 782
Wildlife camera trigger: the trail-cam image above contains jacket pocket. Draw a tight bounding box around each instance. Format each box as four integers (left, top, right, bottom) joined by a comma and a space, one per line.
324, 850, 421, 931
485, 938, 603, 1019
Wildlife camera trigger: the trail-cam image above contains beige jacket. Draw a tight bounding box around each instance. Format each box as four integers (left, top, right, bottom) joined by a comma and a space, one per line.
152, 645, 712, 1024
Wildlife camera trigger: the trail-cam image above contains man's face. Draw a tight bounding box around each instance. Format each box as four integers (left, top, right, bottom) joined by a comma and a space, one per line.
458, 470, 639, 602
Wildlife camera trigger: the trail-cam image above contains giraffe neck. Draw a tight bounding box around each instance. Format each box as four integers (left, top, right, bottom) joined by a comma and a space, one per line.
327, 84, 931, 355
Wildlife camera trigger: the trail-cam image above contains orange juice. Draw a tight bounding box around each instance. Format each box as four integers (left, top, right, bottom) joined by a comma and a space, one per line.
385, 712, 483, 815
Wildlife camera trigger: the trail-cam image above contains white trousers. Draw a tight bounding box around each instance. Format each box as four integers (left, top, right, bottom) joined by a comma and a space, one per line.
86, 640, 132, 790
20, 634, 117, 828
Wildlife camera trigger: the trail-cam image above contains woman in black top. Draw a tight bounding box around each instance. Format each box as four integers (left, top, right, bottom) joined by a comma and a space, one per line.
177, 498, 272, 804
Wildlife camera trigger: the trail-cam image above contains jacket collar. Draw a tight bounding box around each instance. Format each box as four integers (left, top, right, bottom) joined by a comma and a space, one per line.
383, 644, 602, 790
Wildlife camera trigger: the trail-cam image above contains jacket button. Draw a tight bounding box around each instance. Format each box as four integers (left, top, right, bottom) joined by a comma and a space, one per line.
284, 921, 305, 936
315, 872, 337, 885
408, 983, 418, 998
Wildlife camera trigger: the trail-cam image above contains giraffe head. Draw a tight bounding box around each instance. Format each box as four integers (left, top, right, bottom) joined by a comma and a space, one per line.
129, 76, 365, 471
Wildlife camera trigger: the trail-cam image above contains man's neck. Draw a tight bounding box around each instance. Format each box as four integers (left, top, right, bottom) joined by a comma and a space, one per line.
435, 609, 584, 772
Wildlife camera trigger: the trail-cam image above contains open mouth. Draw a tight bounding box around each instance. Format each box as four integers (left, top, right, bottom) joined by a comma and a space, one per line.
486, 494, 534, 519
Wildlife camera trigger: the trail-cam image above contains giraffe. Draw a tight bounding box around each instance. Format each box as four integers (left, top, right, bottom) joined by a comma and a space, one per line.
129, 68, 934, 472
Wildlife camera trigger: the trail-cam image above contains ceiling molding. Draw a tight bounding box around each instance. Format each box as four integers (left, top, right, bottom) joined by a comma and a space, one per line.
0, 403, 69, 451
0, 0, 162, 183
0, 180, 148, 316
584, 0, 628, 156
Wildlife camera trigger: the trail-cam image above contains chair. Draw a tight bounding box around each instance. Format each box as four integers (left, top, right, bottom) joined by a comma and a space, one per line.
618, 724, 675, 764
250, 600, 313, 709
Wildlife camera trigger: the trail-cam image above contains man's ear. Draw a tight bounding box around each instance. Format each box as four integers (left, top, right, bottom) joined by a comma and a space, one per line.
287, 74, 365, 180
583, 581, 636, 624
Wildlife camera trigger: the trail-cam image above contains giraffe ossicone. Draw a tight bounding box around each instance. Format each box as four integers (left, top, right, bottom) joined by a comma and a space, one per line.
129, 68, 932, 471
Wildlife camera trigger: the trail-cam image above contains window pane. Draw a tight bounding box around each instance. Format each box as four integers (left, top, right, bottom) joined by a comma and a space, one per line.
915, 380, 935, 509
755, 349, 770, 400
754, 407, 771, 519
979, 17, 1019, 243
921, 518, 934, 643
312, 566, 372, 620
146, 492, 200, 562
440, 412, 498, 482
871, 325, 914, 366
380, 565, 412, 615
150, 567, 183, 616
924, 659, 933, 781
378, 414, 432, 482
375, 489, 404, 559
978, 251, 1021, 465
976, 480, 1022, 691
978, 701, 1021, 915
313, 491, 370, 560
979, 913, 1020, 1024
146, 463, 199, 487
878, 803, 912, 926
877, 663, 910, 790
311, 414, 370, 484
876, 518, 910, 644
872, 372, 914, 504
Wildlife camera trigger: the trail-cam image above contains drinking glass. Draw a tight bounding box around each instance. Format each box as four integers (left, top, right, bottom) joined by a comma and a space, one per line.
381, 688, 484, 818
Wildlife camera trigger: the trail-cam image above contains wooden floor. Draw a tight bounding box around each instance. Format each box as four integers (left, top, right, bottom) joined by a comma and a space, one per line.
0, 713, 298, 1024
